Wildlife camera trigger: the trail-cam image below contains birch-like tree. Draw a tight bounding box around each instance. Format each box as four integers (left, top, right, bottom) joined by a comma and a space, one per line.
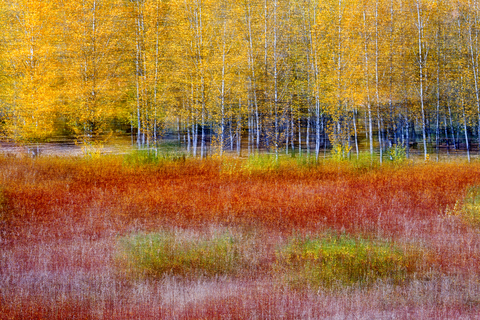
2, 0, 59, 144
61, 0, 129, 144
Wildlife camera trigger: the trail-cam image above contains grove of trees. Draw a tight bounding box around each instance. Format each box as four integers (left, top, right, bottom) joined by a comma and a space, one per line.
1, 0, 480, 160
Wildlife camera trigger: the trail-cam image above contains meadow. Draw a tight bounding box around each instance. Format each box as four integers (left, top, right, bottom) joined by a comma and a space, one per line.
2, 150, 480, 319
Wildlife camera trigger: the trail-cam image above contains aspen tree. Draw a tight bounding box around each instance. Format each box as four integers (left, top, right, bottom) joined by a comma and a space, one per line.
173, 0, 216, 158
0, 2, 9, 124
297, 0, 319, 157
3, 0, 480, 159
272, 0, 280, 159
287, 0, 316, 156
432, 0, 449, 159
464, 0, 480, 154
126, 0, 170, 150
389, 0, 414, 154
242, 0, 262, 153
254, 0, 292, 158
2, 0, 59, 144
313, 0, 357, 160
454, 0, 475, 161
412, 0, 435, 161
210, 0, 240, 156
374, 0, 388, 164
62, 0, 128, 144
361, 0, 374, 158
397, 0, 417, 158
374, 0, 383, 163
312, 0, 335, 160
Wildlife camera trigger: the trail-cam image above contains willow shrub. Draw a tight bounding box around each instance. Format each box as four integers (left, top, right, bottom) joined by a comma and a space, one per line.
449, 185, 480, 228
275, 233, 416, 288
116, 231, 244, 279
122, 149, 187, 167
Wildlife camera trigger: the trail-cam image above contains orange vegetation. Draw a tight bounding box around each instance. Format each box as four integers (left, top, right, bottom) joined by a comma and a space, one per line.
3, 157, 480, 236
2, 156, 480, 318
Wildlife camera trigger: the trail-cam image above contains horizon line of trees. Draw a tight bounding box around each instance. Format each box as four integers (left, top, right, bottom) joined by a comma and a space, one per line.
1, 0, 480, 161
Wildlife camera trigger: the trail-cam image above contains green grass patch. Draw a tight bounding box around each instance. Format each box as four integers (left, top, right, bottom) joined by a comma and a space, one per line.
275, 233, 415, 288
236, 153, 319, 175
116, 231, 245, 279
122, 147, 186, 166
241, 153, 281, 173
448, 185, 480, 228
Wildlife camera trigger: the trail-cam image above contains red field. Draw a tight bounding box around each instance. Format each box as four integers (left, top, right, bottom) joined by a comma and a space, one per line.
2, 155, 480, 319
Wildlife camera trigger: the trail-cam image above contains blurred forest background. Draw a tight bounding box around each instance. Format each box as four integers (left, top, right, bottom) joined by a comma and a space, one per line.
1, 0, 480, 160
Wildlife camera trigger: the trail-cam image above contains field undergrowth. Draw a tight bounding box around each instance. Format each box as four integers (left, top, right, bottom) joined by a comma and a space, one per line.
2, 153, 480, 319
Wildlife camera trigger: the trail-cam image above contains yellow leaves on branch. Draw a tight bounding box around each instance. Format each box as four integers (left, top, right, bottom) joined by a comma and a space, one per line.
0, 0, 480, 150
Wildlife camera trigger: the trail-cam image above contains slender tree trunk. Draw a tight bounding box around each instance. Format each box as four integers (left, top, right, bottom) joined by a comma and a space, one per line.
448, 105, 456, 150
263, 0, 269, 154
153, 0, 160, 150
460, 71, 471, 162
405, 113, 410, 158
435, 29, 441, 161
298, 117, 302, 156
468, 3, 480, 154
249, 97, 253, 156
363, 9, 374, 159
374, 0, 383, 164
135, 15, 142, 148
220, 16, 227, 157
273, 0, 279, 160
243, 1, 260, 153
285, 111, 290, 155
315, 101, 320, 161
237, 98, 242, 156
444, 114, 449, 155
463, 102, 471, 162
290, 103, 295, 153
416, 1, 428, 161
378, 109, 383, 164
193, 121, 198, 157
187, 112, 191, 153
306, 113, 310, 156
353, 108, 359, 158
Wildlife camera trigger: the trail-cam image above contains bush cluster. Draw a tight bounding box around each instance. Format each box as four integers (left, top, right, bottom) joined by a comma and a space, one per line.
275, 233, 415, 288
117, 231, 243, 278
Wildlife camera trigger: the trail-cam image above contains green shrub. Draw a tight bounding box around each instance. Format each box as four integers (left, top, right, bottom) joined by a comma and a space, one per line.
294, 154, 319, 168
386, 143, 407, 163
448, 185, 480, 228
123, 148, 186, 166
331, 143, 352, 162
116, 231, 243, 279
241, 153, 280, 174
345, 151, 380, 172
275, 233, 414, 288
220, 158, 242, 176
240, 153, 319, 175
123, 149, 159, 166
